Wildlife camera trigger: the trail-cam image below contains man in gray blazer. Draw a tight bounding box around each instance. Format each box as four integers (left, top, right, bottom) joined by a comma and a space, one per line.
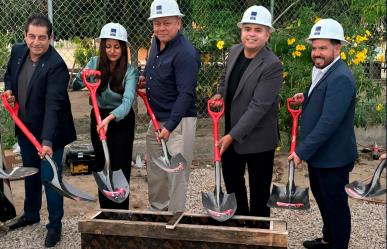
211, 5, 282, 218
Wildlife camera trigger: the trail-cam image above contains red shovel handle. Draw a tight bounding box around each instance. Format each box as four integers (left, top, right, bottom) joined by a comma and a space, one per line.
1, 93, 43, 155
136, 90, 161, 132
207, 99, 224, 161
81, 69, 106, 140
287, 97, 304, 154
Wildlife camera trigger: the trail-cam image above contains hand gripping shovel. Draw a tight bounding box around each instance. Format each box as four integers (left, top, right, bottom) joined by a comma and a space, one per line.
1, 93, 96, 202
267, 97, 310, 210
82, 69, 129, 203
345, 159, 386, 201
136, 90, 185, 173
201, 99, 237, 222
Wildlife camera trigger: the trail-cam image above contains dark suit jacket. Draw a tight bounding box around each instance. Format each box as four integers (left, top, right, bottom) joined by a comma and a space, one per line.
4, 43, 76, 150
219, 44, 282, 154
296, 59, 357, 168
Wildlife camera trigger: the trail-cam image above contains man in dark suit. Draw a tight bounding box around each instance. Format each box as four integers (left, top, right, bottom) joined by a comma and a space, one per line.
211, 5, 282, 218
4, 15, 76, 247
289, 19, 357, 249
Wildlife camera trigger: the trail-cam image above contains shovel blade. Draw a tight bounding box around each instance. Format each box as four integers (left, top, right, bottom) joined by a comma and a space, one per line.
151, 153, 185, 173
93, 169, 129, 203
345, 181, 386, 199
201, 191, 237, 222
44, 155, 96, 202
48, 173, 96, 202
0, 167, 39, 180
267, 184, 310, 210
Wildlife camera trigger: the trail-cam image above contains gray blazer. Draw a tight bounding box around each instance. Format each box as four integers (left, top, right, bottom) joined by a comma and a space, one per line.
219, 44, 282, 154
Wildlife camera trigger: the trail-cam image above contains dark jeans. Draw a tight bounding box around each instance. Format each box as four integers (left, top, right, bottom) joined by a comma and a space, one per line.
90, 108, 135, 209
221, 146, 274, 217
18, 133, 64, 232
308, 163, 354, 249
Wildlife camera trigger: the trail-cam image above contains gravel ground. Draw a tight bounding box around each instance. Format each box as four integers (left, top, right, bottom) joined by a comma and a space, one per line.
0, 168, 385, 249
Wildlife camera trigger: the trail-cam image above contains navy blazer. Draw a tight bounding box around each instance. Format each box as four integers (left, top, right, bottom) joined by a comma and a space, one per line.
296, 59, 357, 168
4, 43, 76, 150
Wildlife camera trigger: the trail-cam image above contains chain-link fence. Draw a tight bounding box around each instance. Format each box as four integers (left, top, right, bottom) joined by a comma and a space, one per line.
0, 0, 386, 141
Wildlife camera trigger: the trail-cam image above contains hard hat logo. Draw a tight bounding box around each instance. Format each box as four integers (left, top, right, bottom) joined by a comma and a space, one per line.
314, 26, 321, 35
250, 11, 257, 21
110, 28, 117, 37
156, 5, 162, 14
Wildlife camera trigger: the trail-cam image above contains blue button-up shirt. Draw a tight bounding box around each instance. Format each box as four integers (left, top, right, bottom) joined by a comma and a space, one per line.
145, 32, 200, 132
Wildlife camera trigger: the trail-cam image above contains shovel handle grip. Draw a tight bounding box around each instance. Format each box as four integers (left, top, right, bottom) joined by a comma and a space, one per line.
1, 93, 43, 155
287, 98, 303, 154
137, 90, 161, 132
82, 69, 106, 140
207, 99, 224, 161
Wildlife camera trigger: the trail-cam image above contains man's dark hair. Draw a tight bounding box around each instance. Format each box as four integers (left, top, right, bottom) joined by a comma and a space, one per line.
330, 39, 341, 45
25, 15, 53, 37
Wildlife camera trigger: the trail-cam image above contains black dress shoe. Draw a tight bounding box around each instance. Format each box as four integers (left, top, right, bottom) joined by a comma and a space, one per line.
303, 238, 331, 249
7, 215, 40, 230
44, 229, 61, 248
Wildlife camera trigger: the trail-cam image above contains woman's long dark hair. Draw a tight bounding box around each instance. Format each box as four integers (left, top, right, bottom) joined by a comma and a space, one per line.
97, 39, 128, 95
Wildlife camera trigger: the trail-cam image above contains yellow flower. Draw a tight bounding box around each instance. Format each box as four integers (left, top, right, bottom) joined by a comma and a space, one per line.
376, 54, 385, 62
314, 16, 321, 23
355, 35, 368, 43
292, 51, 301, 57
340, 52, 347, 60
362, 48, 368, 54
287, 37, 296, 45
276, 146, 281, 151
283, 72, 288, 78
296, 44, 306, 51
216, 40, 224, 50
376, 103, 383, 112
346, 36, 352, 42
349, 49, 355, 55
352, 51, 367, 64
365, 30, 371, 36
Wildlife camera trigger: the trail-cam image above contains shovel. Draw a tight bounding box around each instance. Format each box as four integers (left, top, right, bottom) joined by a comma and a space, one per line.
267, 97, 310, 210
0, 123, 38, 180
201, 99, 237, 222
345, 159, 386, 201
82, 69, 129, 203
136, 90, 185, 173
1, 93, 96, 202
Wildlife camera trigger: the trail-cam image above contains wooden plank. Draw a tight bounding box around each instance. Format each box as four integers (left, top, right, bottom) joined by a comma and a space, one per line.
81, 233, 286, 249
165, 211, 184, 229
79, 215, 287, 247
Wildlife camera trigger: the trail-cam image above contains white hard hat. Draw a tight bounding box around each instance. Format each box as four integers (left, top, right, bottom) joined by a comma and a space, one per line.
237, 5, 275, 32
98, 23, 128, 43
307, 18, 348, 45
148, 0, 184, 20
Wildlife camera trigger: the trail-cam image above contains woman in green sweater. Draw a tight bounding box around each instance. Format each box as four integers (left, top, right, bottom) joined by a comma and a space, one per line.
73, 23, 138, 209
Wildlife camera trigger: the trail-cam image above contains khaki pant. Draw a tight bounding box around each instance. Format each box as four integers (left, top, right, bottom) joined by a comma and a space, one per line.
146, 117, 196, 212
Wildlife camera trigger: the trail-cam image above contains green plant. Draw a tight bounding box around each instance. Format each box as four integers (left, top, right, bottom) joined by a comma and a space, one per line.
0, 32, 11, 70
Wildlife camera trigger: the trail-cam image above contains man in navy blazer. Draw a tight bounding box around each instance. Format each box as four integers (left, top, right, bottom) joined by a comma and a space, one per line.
289, 19, 357, 249
4, 15, 76, 247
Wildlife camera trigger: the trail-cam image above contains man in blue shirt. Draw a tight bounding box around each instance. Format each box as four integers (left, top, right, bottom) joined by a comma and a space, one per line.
138, 0, 200, 212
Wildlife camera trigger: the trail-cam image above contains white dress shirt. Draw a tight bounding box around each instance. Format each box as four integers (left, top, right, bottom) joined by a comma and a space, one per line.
308, 56, 340, 96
